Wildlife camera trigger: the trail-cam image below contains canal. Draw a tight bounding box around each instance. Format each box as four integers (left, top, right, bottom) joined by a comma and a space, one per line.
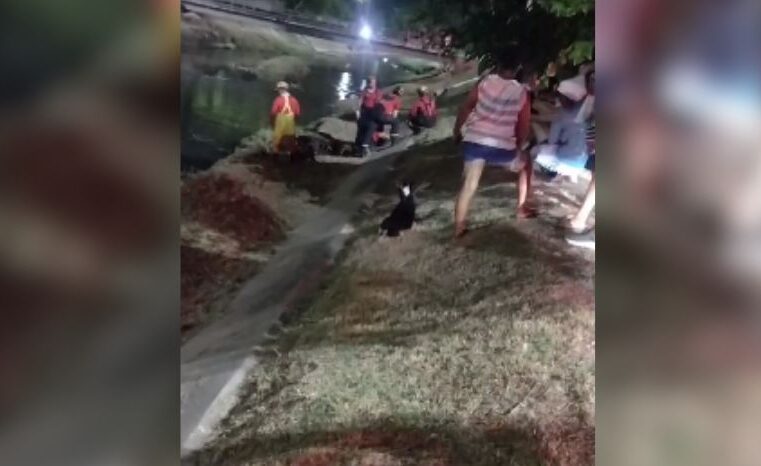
181, 49, 439, 171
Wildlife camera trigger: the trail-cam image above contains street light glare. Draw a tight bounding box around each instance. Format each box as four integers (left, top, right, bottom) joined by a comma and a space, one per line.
359, 24, 373, 40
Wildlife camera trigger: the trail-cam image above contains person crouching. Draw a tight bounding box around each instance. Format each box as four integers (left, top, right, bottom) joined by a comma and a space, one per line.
374, 86, 403, 145
408, 86, 438, 134
532, 77, 590, 183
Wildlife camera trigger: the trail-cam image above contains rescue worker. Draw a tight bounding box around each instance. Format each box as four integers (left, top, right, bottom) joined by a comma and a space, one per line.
408, 86, 438, 134
374, 86, 403, 145
355, 76, 383, 157
270, 81, 301, 154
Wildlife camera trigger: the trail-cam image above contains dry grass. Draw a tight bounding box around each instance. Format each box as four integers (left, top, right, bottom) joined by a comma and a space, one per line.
189, 141, 595, 465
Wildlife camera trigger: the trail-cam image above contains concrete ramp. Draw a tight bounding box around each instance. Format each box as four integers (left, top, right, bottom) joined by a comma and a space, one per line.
180, 141, 414, 456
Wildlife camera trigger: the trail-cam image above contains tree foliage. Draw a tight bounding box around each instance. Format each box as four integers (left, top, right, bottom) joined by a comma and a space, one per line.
535, 0, 593, 17
396, 0, 593, 70
285, 0, 593, 69
285, 0, 355, 21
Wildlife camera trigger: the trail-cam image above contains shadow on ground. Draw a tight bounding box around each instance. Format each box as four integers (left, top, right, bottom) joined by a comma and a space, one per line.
185, 133, 595, 466
186, 415, 594, 466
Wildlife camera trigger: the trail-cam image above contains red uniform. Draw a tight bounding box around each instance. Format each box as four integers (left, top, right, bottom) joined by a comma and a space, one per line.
380, 95, 402, 116
360, 88, 383, 109
409, 96, 437, 118
270, 94, 301, 117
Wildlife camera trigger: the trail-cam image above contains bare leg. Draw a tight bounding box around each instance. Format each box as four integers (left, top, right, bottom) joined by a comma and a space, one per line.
524, 156, 533, 203
517, 162, 529, 208
455, 160, 485, 236
513, 154, 536, 217
570, 176, 595, 231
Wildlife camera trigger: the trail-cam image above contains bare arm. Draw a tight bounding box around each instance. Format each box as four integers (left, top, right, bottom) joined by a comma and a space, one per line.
453, 85, 478, 141
515, 96, 531, 149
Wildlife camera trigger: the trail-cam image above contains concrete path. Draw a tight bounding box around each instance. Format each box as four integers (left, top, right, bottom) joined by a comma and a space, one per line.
180, 140, 414, 456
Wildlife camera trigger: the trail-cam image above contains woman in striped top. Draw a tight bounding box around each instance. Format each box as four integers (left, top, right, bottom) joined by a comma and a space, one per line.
452, 52, 534, 237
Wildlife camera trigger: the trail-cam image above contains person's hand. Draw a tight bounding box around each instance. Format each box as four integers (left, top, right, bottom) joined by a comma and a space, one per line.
355, 110, 361, 120
453, 128, 463, 143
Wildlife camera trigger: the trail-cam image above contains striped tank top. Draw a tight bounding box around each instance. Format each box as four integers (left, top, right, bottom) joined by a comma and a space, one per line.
463, 75, 527, 150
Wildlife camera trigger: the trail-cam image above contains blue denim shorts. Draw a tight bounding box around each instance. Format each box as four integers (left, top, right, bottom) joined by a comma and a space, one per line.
462, 142, 518, 166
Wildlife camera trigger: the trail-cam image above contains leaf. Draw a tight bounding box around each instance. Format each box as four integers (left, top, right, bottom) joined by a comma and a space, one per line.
562, 40, 594, 65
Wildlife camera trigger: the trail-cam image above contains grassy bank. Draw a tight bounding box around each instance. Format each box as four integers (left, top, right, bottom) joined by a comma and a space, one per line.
189, 141, 595, 465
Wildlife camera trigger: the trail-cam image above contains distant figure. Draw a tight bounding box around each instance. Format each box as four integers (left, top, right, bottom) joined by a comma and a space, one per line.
408, 86, 437, 133
270, 81, 301, 154
355, 75, 383, 157
374, 86, 403, 145
380, 181, 416, 237
452, 50, 534, 238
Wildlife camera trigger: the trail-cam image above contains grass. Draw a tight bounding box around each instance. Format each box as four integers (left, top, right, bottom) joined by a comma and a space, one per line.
188, 142, 595, 465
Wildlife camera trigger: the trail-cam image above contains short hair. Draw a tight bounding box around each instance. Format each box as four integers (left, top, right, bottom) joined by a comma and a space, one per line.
516, 62, 538, 83
392, 86, 403, 95
495, 49, 523, 72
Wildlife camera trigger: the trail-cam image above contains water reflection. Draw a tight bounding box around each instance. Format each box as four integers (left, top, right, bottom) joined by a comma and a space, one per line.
337, 71, 352, 100
181, 51, 427, 171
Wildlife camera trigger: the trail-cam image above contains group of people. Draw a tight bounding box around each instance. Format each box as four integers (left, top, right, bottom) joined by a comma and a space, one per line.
268, 77, 439, 158
452, 52, 596, 249
354, 76, 438, 157
268, 53, 595, 249
401, 29, 454, 55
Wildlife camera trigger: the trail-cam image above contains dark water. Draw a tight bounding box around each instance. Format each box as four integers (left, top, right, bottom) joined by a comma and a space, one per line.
181, 51, 432, 171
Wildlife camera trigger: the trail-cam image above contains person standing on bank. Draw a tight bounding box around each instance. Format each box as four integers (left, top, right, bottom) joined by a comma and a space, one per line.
452, 52, 534, 238
271, 81, 301, 154
355, 75, 383, 157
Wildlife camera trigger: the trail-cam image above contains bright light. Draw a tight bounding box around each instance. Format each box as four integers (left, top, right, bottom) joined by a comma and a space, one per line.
337, 71, 351, 100
359, 24, 373, 41
383, 57, 388, 63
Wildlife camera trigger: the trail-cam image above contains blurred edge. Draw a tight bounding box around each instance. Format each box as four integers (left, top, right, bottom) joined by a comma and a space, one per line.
597, 0, 761, 465
0, 0, 180, 465
1, 0, 760, 465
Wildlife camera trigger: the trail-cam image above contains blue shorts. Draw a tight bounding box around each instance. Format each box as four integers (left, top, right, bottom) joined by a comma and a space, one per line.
462, 141, 518, 166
